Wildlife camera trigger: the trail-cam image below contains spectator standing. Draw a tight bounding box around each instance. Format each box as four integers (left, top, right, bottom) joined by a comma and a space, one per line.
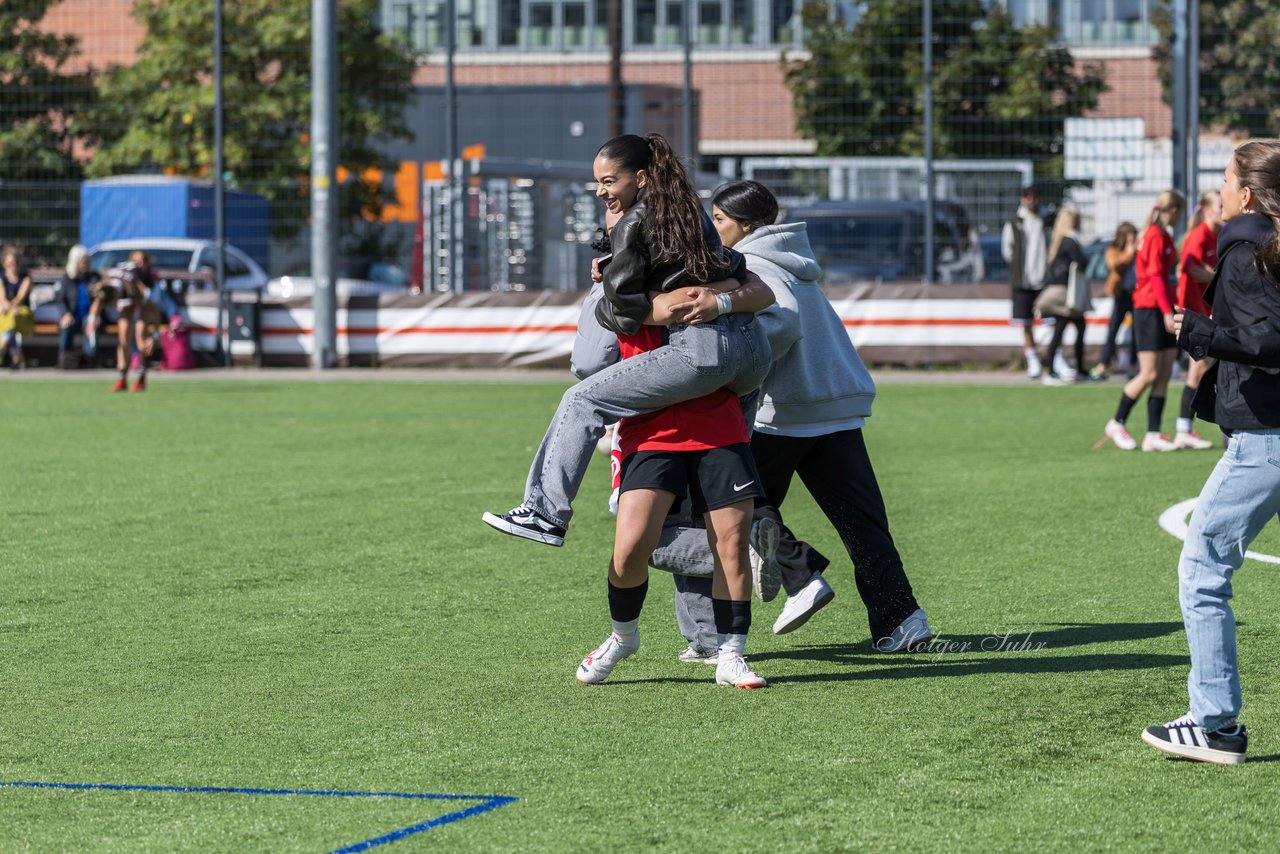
1172, 191, 1223, 449
53, 245, 103, 369
0, 246, 35, 370
1002, 187, 1048, 379
1143, 140, 1280, 765
1099, 190, 1185, 451
1035, 207, 1091, 385
1089, 223, 1139, 380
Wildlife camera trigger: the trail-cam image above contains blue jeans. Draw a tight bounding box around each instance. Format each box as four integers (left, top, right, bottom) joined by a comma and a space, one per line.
523, 315, 770, 528
1178, 428, 1280, 731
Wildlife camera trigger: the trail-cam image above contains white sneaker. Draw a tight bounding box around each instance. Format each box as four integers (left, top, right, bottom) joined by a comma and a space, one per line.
1142, 432, 1179, 453
1174, 431, 1214, 450
1097, 419, 1137, 451
1026, 358, 1043, 380
715, 652, 767, 689
874, 608, 933, 652
1053, 350, 1073, 379
749, 517, 782, 603
576, 631, 640, 684
677, 645, 718, 665
773, 573, 835, 635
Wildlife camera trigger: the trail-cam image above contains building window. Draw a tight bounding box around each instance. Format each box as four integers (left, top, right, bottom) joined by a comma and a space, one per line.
698, 1, 723, 44
526, 3, 554, 47
731, 0, 754, 45
635, 0, 658, 45
499, 0, 521, 44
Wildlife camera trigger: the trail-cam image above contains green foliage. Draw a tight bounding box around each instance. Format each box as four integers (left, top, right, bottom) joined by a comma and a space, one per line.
786, 1, 1107, 177
85, 0, 417, 243
1152, 0, 1280, 138
0, 2, 95, 261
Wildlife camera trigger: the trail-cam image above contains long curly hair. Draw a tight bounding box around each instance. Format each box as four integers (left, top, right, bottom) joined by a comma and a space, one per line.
596, 133, 720, 282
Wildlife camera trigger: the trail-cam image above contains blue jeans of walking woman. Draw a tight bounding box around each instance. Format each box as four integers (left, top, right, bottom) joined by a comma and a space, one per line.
1178, 428, 1280, 731
523, 314, 770, 530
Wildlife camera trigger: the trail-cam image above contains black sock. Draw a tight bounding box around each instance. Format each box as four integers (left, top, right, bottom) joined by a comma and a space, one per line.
712, 598, 752, 636
1180, 384, 1196, 420
1147, 396, 1166, 434
607, 579, 647, 624
1114, 393, 1138, 425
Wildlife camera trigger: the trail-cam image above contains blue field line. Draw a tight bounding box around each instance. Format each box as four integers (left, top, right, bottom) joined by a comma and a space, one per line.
0, 780, 518, 851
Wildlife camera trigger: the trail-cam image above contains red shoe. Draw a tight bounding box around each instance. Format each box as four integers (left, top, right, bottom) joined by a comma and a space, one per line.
110, 377, 128, 393
131, 376, 147, 392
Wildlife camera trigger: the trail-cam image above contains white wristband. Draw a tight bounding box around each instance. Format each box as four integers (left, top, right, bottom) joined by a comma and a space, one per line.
715, 291, 733, 317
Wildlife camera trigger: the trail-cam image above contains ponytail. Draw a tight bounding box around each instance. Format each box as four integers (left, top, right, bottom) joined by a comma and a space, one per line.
641, 134, 719, 281
1145, 189, 1185, 230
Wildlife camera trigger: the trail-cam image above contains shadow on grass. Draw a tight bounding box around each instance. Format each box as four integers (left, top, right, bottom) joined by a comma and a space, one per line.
752, 621, 1186, 666
761, 652, 1188, 684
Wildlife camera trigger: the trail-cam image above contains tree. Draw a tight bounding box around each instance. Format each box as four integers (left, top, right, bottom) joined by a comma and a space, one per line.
785, 1, 1107, 178
86, 0, 417, 249
1152, 0, 1280, 138
0, 2, 96, 262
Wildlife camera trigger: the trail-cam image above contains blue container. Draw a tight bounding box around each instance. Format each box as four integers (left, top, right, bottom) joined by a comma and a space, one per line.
80, 176, 270, 271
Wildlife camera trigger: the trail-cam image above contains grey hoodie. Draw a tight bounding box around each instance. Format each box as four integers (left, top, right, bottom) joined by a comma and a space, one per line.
738, 222, 878, 435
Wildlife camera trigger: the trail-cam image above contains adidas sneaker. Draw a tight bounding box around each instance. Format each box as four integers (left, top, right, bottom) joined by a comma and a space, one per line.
1141, 713, 1247, 765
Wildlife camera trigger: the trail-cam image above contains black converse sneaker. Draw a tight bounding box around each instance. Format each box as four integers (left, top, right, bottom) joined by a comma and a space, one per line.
481, 505, 566, 547
1141, 713, 1248, 765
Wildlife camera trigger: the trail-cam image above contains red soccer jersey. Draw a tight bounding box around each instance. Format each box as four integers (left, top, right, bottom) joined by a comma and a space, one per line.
1134, 223, 1177, 313
616, 325, 748, 458
1177, 222, 1218, 316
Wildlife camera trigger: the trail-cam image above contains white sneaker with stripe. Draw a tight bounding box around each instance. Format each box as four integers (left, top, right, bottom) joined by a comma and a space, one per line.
1141, 712, 1248, 765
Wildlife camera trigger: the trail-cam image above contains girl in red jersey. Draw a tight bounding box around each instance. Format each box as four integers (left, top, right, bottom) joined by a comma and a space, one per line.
1172, 190, 1223, 449
574, 314, 769, 689
1100, 190, 1185, 451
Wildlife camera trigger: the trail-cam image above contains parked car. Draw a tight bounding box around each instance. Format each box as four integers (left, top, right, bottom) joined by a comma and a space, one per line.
88, 237, 269, 292
786, 199, 984, 283
266, 259, 414, 299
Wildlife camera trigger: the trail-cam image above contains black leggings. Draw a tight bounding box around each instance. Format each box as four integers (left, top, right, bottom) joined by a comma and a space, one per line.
1043, 314, 1086, 373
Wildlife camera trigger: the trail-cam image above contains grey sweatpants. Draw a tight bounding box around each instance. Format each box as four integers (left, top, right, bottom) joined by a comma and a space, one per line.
523, 314, 770, 529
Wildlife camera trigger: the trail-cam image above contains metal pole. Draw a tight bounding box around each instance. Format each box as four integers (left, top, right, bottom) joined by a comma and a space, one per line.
214, 0, 228, 365
311, 0, 338, 368
445, 0, 460, 293
923, 0, 935, 283
1188, 0, 1200, 204
682, 0, 693, 162
1171, 0, 1188, 232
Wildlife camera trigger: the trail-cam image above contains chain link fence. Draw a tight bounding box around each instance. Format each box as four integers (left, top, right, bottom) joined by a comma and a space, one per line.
2, 1, 1275, 287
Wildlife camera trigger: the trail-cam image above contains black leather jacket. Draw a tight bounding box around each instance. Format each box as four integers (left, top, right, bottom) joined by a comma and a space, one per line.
594, 187, 746, 336
1179, 213, 1280, 429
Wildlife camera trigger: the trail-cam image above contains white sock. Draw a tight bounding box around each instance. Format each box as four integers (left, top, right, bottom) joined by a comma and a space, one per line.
610, 618, 639, 638
1024, 347, 1039, 363
1176, 418, 1193, 435
717, 633, 747, 658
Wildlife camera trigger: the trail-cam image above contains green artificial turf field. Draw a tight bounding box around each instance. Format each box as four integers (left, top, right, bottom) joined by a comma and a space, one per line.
3, 374, 1278, 851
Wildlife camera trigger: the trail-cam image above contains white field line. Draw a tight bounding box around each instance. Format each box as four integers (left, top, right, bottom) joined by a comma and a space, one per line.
1158, 498, 1280, 565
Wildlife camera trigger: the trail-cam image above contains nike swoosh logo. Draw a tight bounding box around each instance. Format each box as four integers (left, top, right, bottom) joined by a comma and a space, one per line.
732, 481, 755, 492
